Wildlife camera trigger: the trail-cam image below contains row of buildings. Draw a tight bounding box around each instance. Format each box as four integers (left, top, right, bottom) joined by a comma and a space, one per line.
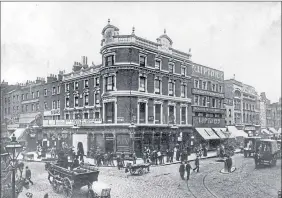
1, 20, 281, 157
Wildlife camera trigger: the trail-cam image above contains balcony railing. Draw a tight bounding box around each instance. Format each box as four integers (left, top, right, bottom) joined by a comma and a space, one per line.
43, 118, 102, 126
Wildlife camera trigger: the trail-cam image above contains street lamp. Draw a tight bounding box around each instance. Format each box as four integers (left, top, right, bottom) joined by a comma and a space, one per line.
5, 134, 23, 198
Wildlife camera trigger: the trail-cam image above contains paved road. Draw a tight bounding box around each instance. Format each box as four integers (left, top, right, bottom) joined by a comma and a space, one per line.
18, 154, 281, 198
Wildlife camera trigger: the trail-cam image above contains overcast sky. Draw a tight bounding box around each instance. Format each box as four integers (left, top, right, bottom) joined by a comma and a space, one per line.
1, 2, 281, 102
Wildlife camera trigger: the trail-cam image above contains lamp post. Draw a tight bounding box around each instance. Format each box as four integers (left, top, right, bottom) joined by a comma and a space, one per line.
5, 134, 23, 198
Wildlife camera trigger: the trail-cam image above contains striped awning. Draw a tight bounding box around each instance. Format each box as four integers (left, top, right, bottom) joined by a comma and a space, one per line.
269, 128, 278, 134
261, 129, 271, 135
227, 126, 248, 138
212, 128, 227, 139
195, 128, 220, 140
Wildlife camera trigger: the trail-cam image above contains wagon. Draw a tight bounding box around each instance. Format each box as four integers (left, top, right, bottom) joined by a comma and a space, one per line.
243, 137, 261, 157
256, 139, 279, 166
126, 163, 150, 175
45, 162, 100, 198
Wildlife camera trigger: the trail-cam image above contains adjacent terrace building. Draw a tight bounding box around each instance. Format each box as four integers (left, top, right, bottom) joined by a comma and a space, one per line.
43, 20, 194, 157
191, 64, 226, 149
224, 78, 260, 137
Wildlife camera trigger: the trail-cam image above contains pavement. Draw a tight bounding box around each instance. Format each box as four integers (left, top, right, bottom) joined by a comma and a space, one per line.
22, 149, 241, 167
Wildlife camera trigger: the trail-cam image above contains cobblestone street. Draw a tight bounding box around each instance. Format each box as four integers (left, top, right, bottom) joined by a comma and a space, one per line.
18, 154, 281, 198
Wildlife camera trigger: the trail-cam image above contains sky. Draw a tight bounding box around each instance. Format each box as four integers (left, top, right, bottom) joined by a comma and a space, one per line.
1, 2, 281, 102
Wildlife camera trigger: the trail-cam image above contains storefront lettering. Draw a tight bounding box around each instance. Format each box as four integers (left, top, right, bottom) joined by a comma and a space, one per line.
244, 126, 255, 131
193, 107, 225, 114
192, 89, 224, 98
193, 117, 224, 127
192, 65, 224, 81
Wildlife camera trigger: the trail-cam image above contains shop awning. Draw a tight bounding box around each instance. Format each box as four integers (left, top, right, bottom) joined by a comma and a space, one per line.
19, 112, 40, 124
261, 129, 271, 135
10, 128, 26, 141
212, 128, 227, 139
269, 128, 278, 134
227, 126, 248, 138
278, 128, 281, 134
195, 128, 220, 140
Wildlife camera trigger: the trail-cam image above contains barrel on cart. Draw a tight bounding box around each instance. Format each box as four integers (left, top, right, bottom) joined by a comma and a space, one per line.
46, 162, 100, 198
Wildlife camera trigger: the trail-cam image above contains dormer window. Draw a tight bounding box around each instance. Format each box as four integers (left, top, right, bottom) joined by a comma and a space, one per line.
140, 55, 146, 67
105, 55, 114, 66
155, 60, 161, 70
169, 64, 174, 73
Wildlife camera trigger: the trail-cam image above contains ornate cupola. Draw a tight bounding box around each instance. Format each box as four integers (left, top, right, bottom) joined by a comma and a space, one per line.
157, 29, 173, 53
101, 19, 120, 46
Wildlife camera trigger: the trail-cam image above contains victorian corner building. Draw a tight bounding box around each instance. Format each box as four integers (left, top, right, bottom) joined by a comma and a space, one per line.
2, 20, 281, 156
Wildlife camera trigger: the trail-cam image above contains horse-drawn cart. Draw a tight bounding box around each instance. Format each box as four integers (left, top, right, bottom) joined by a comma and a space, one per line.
46, 162, 100, 198
126, 163, 150, 176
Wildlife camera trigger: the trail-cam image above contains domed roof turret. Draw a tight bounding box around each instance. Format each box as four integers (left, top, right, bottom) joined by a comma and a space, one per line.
158, 29, 173, 45
101, 19, 119, 35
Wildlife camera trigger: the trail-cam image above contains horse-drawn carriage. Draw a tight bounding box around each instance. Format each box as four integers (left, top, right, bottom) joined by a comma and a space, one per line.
45, 162, 110, 198
255, 139, 279, 167
125, 163, 150, 176
243, 136, 261, 157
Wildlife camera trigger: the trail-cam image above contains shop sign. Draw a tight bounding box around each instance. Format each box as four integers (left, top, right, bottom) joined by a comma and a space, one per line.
117, 117, 124, 122
193, 117, 224, 127
192, 64, 224, 81
44, 109, 60, 116
244, 126, 255, 131
192, 106, 225, 114
192, 89, 224, 98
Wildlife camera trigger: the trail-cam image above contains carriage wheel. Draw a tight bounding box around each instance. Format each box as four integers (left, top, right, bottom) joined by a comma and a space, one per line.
138, 168, 143, 175
62, 177, 73, 198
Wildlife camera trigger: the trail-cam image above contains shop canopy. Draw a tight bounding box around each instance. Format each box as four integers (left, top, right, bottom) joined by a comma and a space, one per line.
261, 129, 271, 135
10, 128, 26, 141
226, 126, 248, 138
268, 128, 278, 134
19, 112, 40, 124
195, 128, 220, 140
278, 128, 281, 134
213, 128, 236, 139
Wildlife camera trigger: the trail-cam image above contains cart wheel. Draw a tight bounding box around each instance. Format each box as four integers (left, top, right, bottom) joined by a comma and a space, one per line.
63, 177, 73, 198
138, 168, 143, 175
87, 189, 95, 198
